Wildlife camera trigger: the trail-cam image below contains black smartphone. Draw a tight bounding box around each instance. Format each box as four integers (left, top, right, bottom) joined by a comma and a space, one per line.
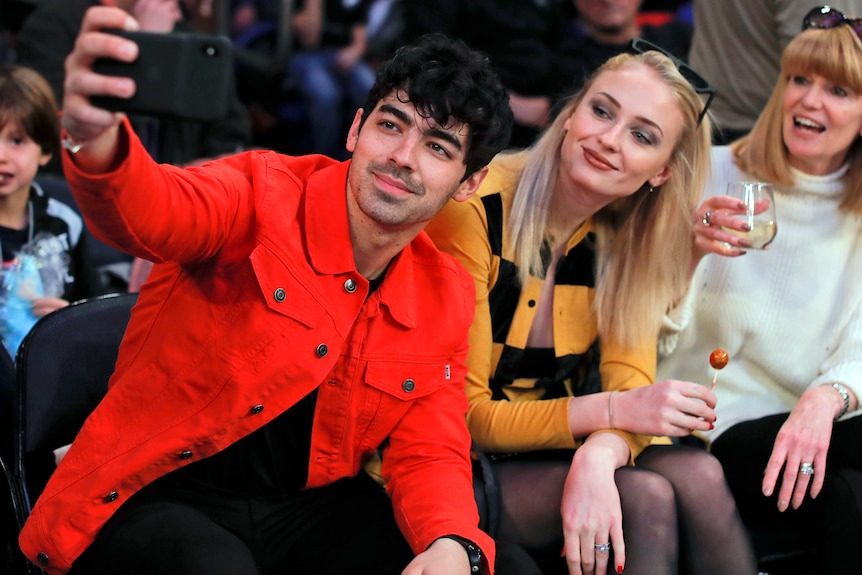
92, 29, 233, 122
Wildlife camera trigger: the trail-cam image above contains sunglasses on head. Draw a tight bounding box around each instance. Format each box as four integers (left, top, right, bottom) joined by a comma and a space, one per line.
802, 5, 862, 38
628, 37, 715, 126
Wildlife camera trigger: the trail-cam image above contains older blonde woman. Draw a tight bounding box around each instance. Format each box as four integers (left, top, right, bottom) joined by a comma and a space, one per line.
659, 7, 862, 573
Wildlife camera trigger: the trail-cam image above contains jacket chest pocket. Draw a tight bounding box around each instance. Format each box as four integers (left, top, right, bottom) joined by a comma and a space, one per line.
353, 360, 452, 446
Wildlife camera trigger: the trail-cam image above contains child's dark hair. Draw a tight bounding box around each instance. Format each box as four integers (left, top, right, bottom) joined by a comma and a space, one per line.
0, 65, 60, 158
360, 33, 513, 180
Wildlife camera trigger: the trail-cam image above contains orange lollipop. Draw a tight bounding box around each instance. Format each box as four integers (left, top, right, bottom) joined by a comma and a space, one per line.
709, 349, 729, 390
710, 349, 729, 370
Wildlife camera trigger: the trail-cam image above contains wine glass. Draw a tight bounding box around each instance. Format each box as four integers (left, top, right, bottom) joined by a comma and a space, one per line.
723, 182, 778, 250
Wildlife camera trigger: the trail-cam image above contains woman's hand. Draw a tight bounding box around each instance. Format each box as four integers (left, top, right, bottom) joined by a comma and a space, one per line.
613, 380, 716, 437
762, 386, 840, 511
561, 434, 628, 575
692, 195, 750, 271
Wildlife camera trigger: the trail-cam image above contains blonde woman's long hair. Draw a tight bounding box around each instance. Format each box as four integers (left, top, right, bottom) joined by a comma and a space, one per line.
504, 51, 712, 350
733, 25, 862, 213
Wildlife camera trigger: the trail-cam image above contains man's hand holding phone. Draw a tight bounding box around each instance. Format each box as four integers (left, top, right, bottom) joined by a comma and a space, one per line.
63, 5, 233, 172
62, 6, 141, 172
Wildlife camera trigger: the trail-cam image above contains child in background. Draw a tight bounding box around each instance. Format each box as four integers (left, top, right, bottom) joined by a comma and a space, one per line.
0, 65, 98, 355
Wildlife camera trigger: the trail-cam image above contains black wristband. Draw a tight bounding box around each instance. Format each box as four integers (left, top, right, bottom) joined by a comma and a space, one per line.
440, 534, 483, 574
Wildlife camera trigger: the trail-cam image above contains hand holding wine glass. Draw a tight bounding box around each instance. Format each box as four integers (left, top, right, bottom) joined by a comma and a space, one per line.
694, 182, 778, 265
722, 182, 778, 250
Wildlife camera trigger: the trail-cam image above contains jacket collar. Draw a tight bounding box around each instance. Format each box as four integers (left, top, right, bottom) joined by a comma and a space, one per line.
304, 160, 417, 328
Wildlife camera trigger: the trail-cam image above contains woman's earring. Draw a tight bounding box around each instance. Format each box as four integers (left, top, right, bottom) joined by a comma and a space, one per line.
649, 185, 655, 193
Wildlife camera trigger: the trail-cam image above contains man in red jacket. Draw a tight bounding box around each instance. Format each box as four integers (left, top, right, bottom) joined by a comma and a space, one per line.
18, 6, 513, 575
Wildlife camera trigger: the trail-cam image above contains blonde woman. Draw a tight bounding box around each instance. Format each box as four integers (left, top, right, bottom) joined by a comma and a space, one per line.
426, 45, 756, 575
660, 8, 862, 573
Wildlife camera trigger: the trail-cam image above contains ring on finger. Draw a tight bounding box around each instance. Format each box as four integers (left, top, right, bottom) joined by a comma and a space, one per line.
799, 462, 814, 476
594, 542, 611, 554
702, 210, 712, 227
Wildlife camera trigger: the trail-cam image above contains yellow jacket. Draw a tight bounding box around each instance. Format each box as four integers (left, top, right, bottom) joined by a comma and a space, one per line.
425, 157, 655, 461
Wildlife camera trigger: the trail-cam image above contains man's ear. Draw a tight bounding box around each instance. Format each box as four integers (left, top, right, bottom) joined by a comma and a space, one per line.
345, 108, 364, 153
648, 164, 672, 189
451, 166, 489, 203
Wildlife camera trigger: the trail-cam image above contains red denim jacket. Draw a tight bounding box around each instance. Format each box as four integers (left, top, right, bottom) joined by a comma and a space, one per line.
19, 122, 493, 573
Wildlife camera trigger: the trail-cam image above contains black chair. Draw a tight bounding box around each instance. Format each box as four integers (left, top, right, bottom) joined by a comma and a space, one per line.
12, 293, 137, 525
1, 343, 28, 574
1, 342, 16, 484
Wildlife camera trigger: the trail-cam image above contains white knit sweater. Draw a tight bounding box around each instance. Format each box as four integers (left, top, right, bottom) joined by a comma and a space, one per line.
658, 147, 862, 440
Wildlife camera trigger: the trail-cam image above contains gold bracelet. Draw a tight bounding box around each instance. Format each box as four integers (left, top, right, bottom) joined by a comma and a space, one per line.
608, 390, 618, 430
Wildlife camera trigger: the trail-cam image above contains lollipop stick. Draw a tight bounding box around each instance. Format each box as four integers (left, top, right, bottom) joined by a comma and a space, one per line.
711, 369, 718, 391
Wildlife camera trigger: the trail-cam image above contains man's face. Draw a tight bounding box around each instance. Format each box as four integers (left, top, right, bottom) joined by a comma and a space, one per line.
344, 93, 486, 232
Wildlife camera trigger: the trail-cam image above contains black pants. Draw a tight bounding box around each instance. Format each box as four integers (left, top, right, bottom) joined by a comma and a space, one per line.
69, 469, 538, 575
70, 471, 414, 575
711, 413, 862, 573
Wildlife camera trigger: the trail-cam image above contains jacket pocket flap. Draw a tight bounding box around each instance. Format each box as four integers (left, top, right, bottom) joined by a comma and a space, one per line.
250, 243, 325, 327
365, 361, 450, 400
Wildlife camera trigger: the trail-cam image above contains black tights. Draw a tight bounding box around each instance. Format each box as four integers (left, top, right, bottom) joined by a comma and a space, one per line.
492, 445, 757, 575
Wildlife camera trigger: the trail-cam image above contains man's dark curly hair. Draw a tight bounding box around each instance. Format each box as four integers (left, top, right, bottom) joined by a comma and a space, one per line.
359, 33, 513, 181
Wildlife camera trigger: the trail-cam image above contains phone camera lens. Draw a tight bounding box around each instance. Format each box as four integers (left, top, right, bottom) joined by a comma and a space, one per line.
203, 44, 219, 57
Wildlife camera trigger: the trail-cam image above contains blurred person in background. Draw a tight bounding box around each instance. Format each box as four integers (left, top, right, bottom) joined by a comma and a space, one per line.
689, 0, 862, 144
402, 0, 571, 149
558, 0, 691, 94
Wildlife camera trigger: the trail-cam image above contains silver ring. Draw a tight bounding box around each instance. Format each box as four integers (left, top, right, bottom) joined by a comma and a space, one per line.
594, 542, 611, 554
799, 462, 814, 476
702, 210, 712, 227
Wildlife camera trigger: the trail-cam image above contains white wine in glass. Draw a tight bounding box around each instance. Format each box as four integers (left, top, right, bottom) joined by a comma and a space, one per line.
722, 182, 777, 250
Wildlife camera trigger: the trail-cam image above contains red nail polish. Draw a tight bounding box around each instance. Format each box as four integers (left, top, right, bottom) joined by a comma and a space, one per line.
709, 423, 714, 430
617, 566, 623, 573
